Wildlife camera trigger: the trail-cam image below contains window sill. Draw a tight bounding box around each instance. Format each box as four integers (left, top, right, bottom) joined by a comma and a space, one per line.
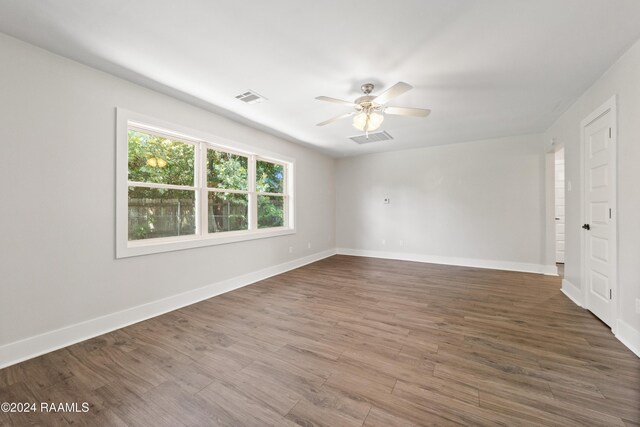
116, 227, 295, 258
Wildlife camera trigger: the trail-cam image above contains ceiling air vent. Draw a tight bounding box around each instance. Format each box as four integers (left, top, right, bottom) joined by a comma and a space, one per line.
235, 90, 267, 104
349, 131, 394, 144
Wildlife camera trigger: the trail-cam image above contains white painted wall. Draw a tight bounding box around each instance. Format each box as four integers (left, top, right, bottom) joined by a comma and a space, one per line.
0, 34, 335, 361
336, 134, 550, 273
545, 37, 640, 351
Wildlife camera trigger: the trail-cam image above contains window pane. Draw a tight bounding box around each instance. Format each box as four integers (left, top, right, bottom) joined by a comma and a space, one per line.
128, 187, 196, 240
128, 130, 195, 186
256, 160, 284, 193
258, 195, 284, 229
208, 192, 248, 233
207, 149, 248, 190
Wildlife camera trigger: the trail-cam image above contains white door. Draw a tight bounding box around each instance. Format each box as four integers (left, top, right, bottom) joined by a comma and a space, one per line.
555, 148, 565, 263
583, 108, 615, 327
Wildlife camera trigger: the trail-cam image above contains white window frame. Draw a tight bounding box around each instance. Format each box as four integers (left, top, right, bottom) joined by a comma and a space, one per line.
116, 109, 295, 258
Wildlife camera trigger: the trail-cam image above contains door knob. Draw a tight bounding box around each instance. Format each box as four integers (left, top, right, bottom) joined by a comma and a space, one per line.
582, 224, 590, 230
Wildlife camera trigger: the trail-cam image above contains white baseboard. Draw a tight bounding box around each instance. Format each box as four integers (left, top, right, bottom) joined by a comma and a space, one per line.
541, 264, 559, 276
561, 278, 584, 308
0, 249, 336, 370
560, 279, 638, 359
336, 248, 553, 275
615, 319, 640, 358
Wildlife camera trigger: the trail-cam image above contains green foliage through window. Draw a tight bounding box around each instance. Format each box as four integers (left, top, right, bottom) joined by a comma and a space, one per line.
207, 150, 248, 190
128, 130, 194, 186
256, 160, 284, 193
258, 195, 284, 228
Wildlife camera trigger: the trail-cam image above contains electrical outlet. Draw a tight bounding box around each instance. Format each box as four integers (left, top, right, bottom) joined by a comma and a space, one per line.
381, 239, 386, 245
399, 239, 404, 247
307, 242, 311, 249
636, 298, 640, 314
289, 246, 293, 254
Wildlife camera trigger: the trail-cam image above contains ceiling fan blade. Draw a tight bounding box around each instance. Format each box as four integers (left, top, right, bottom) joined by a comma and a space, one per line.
373, 82, 413, 104
316, 112, 354, 126
374, 82, 413, 104
315, 96, 355, 106
384, 106, 431, 117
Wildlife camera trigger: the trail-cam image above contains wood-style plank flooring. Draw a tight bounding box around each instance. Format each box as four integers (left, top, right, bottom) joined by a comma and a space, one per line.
1, 255, 638, 426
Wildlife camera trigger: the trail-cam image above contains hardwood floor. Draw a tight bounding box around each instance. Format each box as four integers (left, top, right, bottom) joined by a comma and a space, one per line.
1, 255, 638, 426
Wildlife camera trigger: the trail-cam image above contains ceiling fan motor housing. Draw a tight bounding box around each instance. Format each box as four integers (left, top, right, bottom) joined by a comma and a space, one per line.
360, 83, 375, 95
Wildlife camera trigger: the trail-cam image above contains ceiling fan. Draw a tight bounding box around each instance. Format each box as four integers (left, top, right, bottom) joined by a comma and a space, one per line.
315, 82, 430, 134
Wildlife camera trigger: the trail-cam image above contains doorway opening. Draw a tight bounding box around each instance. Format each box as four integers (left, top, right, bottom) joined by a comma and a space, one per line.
555, 147, 565, 277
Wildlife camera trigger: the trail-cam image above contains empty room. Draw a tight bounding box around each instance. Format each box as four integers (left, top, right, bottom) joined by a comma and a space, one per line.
1, 1, 640, 426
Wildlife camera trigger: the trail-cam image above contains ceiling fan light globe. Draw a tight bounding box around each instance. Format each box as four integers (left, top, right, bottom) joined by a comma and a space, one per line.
367, 112, 384, 131
352, 112, 368, 131
352, 111, 384, 132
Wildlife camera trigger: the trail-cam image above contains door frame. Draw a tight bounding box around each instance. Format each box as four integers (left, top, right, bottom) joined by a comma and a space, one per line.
580, 95, 618, 331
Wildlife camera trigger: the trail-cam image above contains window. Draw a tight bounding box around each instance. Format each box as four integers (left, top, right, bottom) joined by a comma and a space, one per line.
116, 110, 294, 258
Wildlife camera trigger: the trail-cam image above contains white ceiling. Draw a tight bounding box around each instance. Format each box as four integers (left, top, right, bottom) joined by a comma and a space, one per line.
2, 1, 640, 156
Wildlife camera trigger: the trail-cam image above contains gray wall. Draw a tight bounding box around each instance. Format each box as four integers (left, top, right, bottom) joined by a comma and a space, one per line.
336, 134, 548, 271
